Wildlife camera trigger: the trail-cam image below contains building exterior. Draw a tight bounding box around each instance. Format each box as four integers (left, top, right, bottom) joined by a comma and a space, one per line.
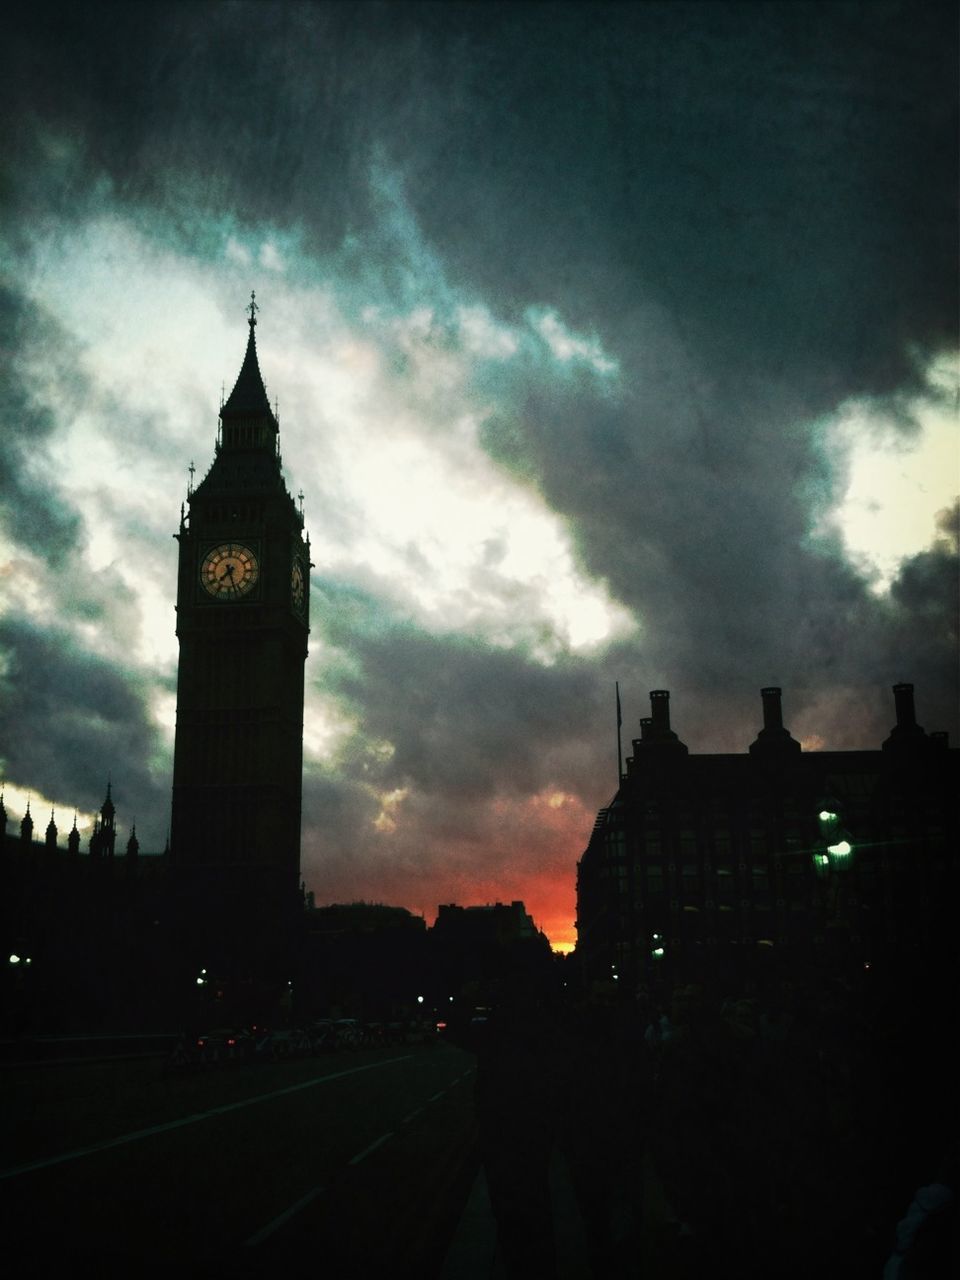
1, 302, 313, 1025
431, 901, 554, 1008
576, 684, 957, 993
169, 297, 311, 983
299, 902, 429, 1019
1, 785, 172, 1032
433, 900, 545, 948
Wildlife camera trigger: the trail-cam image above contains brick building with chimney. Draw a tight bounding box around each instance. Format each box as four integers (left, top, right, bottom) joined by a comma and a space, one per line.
575, 684, 957, 993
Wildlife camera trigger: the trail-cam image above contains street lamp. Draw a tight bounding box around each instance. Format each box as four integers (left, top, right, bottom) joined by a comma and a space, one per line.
817, 805, 854, 868
815, 802, 857, 940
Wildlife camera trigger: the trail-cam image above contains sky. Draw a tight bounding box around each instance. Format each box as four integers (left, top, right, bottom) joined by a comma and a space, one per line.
1, 1, 957, 951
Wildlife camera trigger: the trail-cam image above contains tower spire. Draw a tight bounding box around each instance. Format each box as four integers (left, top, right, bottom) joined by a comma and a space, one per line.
100, 781, 116, 859
219, 293, 278, 442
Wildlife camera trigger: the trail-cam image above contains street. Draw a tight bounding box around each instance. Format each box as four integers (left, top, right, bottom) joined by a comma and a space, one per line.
0, 1042, 478, 1273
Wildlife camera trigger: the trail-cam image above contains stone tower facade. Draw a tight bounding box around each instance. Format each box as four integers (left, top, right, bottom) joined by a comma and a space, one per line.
170, 298, 310, 981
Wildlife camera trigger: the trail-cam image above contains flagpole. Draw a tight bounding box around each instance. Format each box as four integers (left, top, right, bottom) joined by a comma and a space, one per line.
616, 681, 623, 784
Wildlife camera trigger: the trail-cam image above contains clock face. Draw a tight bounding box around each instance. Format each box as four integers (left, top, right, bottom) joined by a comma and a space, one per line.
200, 543, 260, 599
291, 557, 306, 613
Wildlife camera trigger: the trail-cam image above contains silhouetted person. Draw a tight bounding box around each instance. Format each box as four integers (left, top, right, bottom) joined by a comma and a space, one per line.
556, 989, 648, 1276
475, 974, 647, 1278
474, 974, 563, 1276
883, 1147, 957, 1278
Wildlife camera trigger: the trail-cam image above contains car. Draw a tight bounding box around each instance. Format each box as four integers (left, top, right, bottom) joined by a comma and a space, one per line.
308, 1019, 339, 1053
333, 1018, 362, 1049
195, 1028, 254, 1064
362, 1021, 386, 1048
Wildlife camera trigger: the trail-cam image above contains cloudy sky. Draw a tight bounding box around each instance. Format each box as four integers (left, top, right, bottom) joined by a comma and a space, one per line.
2, 2, 957, 949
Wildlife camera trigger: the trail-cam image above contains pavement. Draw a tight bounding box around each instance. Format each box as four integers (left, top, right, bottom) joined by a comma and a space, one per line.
439, 1152, 587, 1280
439, 1145, 695, 1280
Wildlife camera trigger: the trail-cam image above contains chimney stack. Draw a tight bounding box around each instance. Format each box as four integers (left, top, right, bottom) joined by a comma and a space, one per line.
634, 691, 687, 754
761, 687, 784, 731
650, 690, 671, 733
883, 682, 926, 752
750, 686, 800, 756
893, 682, 917, 729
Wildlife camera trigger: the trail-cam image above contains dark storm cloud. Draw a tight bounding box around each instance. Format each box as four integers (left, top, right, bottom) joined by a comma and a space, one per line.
6, 3, 954, 396
3, 2, 956, 926
315, 578, 603, 802
415, 2, 957, 401
885, 500, 960, 708
0, 285, 84, 565
6, 3, 954, 465
464, 221, 957, 746
0, 618, 169, 835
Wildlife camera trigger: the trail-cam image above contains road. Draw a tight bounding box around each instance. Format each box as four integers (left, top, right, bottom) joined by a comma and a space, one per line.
0, 1042, 478, 1274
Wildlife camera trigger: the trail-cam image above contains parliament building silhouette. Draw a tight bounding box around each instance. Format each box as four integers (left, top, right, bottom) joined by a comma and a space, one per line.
576, 684, 957, 994
2, 304, 956, 1033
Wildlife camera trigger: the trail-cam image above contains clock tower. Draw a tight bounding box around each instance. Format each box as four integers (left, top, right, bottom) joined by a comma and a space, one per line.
170, 296, 310, 983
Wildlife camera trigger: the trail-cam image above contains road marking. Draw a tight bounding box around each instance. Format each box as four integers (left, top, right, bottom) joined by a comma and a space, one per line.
0, 1055, 414, 1182
348, 1131, 394, 1166
400, 1068, 472, 1126
244, 1185, 324, 1247
246, 1063, 472, 1244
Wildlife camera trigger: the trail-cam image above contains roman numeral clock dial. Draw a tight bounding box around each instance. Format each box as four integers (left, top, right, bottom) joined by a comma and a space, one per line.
200, 543, 260, 599
291, 556, 306, 614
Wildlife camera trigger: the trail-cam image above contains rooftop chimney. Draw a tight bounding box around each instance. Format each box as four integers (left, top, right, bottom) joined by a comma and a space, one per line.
634, 691, 687, 754
893, 683, 917, 729
650, 690, 671, 732
750, 686, 800, 756
628, 718, 654, 772
883, 682, 926, 752
761, 687, 784, 731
